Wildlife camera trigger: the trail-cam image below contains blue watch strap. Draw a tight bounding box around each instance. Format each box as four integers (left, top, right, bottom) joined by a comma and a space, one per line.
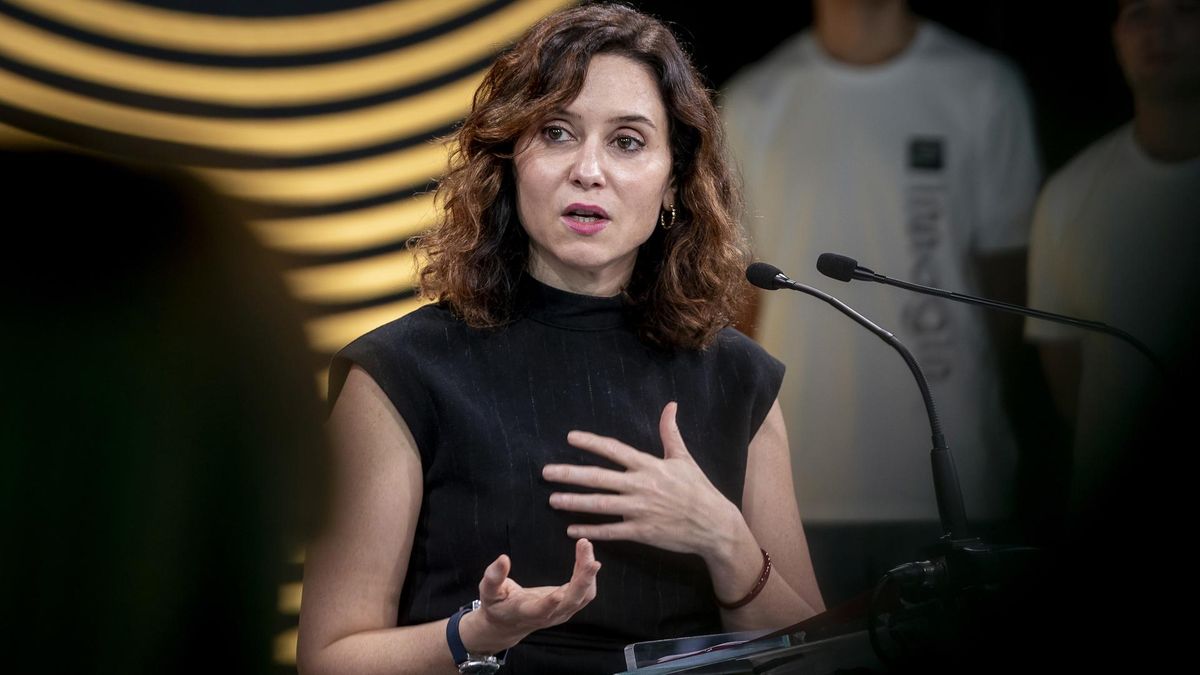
446, 604, 472, 665
447, 600, 508, 672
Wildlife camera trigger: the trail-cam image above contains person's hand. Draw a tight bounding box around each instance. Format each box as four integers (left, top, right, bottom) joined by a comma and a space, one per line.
542, 402, 743, 559
457, 538, 600, 654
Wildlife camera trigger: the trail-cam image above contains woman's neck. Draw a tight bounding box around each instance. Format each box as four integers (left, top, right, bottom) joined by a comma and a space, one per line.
526, 256, 630, 297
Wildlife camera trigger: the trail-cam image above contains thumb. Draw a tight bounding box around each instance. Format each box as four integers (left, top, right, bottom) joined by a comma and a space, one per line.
479, 554, 511, 604
659, 401, 692, 461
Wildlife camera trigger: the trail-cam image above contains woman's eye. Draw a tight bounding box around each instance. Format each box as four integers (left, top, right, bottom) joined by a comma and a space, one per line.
543, 126, 569, 142
615, 135, 645, 152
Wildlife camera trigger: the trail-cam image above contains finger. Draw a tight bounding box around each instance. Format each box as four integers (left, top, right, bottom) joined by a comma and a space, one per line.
549, 538, 604, 612
562, 538, 601, 605
566, 521, 643, 543
565, 430, 651, 469
542, 463, 632, 492
478, 554, 511, 603
573, 538, 601, 581
526, 539, 601, 620
548, 491, 633, 515
659, 401, 692, 461
569, 430, 659, 472
575, 537, 597, 567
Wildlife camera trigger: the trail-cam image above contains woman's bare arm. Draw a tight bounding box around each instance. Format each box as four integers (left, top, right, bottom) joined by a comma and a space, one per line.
297, 366, 600, 674
718, 399, 825, 630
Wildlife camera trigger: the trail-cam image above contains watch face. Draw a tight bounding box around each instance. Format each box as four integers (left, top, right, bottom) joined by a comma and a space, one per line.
460, 663, 499, 674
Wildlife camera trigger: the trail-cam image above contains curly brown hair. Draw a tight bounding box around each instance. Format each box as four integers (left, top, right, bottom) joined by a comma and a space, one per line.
415, 1, 747, 350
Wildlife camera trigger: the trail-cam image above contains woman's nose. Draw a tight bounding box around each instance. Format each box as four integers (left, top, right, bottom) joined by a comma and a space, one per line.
568, 140, 606, 189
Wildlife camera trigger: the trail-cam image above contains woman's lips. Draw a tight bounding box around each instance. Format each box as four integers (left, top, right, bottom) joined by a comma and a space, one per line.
562, 214, 609, 235
563, 203, 610, 235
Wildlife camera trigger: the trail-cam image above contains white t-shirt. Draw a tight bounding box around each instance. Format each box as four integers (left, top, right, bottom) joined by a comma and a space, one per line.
1025, 123, 1200, 507
723, 22, 1041, 522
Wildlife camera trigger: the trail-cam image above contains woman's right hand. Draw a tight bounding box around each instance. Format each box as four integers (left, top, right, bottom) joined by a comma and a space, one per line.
457, 538, 601, 654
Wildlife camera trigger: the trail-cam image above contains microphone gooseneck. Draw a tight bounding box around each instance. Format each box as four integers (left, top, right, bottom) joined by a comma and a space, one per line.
749, 260, 1042, 672
815, 251, 1164, 372
745, 262, 968, 540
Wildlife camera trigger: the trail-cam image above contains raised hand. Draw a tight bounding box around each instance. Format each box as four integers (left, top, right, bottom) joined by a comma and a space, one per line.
458, 537, 601, 654
541, 402, 744, 559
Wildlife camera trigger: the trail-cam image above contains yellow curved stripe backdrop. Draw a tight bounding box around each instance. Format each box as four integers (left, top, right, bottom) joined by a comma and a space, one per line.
285, 248, 420, 305
0, 0, 574, 343
0, 121, 67, 147
0, 67, 482, 155
2, 2, 578, 669
197, 143, 452, 204
8, 0, 490, 54
250, 193, 438, 254
306, 296, 432, 354
0, 1, 564, 105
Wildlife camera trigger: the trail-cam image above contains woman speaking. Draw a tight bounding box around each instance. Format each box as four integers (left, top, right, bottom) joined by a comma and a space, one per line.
298, 4, 824, 673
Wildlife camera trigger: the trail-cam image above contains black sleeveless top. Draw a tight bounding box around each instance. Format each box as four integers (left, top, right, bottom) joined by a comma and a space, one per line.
328, 277, 784, 674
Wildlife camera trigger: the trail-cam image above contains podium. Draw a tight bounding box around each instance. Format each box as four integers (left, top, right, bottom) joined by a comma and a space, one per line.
616, 548, 1049, 675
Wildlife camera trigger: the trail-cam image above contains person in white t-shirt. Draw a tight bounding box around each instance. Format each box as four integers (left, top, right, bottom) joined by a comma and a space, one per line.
1025, 0, 1200, 515
722, 0, 1041, 552
1008, 4, 1200, 668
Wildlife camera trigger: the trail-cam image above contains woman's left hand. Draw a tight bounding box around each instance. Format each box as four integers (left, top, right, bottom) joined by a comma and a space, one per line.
542, 401, 745, 560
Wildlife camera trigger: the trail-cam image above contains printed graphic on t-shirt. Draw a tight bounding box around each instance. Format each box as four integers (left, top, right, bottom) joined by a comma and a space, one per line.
904, 138, 954, 381
908, 137, 945, 171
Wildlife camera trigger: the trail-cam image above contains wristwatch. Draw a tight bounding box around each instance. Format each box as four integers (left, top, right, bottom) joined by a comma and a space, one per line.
446, 599, 507, 674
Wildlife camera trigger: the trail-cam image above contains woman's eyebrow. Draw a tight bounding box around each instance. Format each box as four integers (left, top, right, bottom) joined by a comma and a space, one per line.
550, 109, 658, 129
609, 114, 657, 129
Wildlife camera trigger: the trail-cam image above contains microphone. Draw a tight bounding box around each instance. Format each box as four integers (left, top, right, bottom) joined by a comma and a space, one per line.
749, 261, 1041, 670
815, 252, 865, 282
816, 252, 1163, 372
748, 263, 1041, 667
746, 262, 969, 540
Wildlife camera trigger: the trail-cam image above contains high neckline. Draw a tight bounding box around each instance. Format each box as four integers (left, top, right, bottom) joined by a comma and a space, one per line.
517, 275, 628, 331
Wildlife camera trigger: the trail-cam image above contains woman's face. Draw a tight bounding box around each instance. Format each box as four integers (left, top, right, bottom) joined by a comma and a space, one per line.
513, 53, 675, 296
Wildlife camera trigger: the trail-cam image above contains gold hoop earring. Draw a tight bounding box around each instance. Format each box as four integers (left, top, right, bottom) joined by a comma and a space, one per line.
660, 204, 677, 230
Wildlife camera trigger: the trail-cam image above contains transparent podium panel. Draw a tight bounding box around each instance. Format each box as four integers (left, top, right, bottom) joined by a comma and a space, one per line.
616, 588, 886, 674
617, 629, 881, 675
620, 629, 786, 673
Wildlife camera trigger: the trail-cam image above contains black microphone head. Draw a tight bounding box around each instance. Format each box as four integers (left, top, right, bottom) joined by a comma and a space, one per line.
817, 252, 858, 282
746, 262, 785, 290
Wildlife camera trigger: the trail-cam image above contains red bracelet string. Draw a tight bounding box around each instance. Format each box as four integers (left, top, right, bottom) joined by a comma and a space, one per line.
716, 548, 772, 610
